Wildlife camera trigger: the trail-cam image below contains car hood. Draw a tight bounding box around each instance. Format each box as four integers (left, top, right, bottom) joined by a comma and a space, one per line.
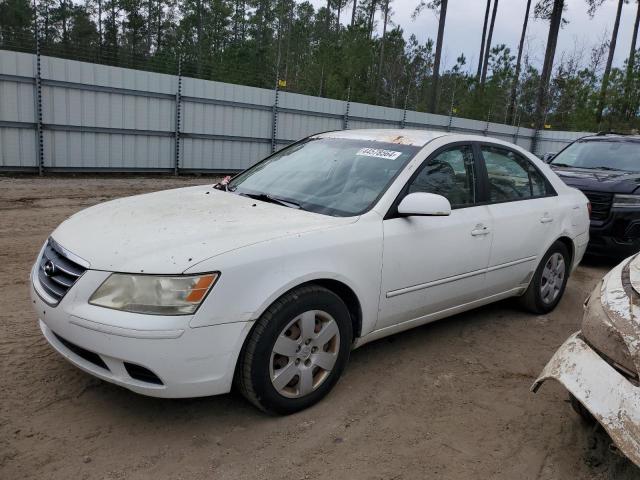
51, 185, 356, 274
551, 166, 640, 194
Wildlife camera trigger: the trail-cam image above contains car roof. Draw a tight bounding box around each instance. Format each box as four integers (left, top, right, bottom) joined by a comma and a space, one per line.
313, 129, 450, 147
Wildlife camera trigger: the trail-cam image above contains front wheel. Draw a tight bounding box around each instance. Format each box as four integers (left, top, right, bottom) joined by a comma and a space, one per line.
235, 285, 353, 414
519, 241, 570, 314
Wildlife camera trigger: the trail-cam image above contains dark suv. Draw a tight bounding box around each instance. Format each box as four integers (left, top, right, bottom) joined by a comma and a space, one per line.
547, 134, 640, 257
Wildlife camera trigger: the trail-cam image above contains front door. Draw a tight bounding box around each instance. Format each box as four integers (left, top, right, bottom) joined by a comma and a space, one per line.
377, 144, 493, 331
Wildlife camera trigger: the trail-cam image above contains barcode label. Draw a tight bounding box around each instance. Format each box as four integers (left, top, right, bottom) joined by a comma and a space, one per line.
356, 148, 402, 160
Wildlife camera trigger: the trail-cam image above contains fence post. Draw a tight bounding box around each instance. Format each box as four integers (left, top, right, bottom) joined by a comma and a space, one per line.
512, 111, 521, 145
400, 93, 408, 129
173, 56, 182, 175
271, 84, 279, 153
34, 22, 44, 175
447, 88, 455, 132
343, 85, 350, 130
483, 110, 491, 136
530, 129, 540, 157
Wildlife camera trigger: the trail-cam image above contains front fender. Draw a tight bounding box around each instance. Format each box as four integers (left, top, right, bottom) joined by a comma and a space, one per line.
187, 215, 383, 336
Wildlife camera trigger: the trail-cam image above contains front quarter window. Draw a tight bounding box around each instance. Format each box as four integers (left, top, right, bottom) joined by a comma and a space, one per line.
228, 137, 420, 216
408, 145, 476, 208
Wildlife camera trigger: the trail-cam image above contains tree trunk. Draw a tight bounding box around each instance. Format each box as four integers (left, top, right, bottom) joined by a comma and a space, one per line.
367, 0, 377, 38
625, 0, 640, 119
196, 0, 203, 75
376, 0, 390, 102
429, 0, 448, 113
61, 0, 68, 48
146, 0, 152, 55
480, 0, 498, 86
326, 0, 332, 33
476, 0, 491, 81
534, 0, 564, 131
351, 0, 357, 26
98, 0, 103, 59
595, 0, 624, 125
507, 0, 531, 124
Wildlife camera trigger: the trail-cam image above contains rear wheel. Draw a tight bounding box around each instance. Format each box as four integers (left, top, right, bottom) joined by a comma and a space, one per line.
236, 285, 352, 414
519, 241, 570, 314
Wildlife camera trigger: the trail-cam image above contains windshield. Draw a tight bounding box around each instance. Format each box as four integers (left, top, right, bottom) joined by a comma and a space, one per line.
227, 137, 420, 216
551, 140, 640, 172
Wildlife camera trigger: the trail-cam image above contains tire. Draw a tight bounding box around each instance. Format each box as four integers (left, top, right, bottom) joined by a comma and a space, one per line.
235, 285, 353, 415
570, 394, 596, 424
519, 240, 570, 314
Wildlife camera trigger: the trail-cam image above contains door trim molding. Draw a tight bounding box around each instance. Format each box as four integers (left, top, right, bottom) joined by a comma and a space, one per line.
386, 255, 537, 299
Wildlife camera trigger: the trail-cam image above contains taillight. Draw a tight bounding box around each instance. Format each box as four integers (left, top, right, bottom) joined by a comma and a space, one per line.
587, 202, 592, 218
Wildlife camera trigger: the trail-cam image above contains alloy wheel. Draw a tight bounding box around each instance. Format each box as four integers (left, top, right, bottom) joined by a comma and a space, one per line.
269, 310, 340, 398
540, 252, 565, 305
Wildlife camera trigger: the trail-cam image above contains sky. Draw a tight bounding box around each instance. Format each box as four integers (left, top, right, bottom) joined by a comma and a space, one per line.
310, 0, 639, 73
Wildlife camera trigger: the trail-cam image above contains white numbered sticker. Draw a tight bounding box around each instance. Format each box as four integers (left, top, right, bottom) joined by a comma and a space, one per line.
356, 148, 402, 160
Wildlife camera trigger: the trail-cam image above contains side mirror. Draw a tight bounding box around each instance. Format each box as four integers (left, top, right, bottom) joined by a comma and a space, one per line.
541, 152, 556, 163
397, 192, 451, 217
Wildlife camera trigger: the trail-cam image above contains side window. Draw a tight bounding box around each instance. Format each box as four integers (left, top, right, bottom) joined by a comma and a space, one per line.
408, 145, 476, 208
481, 146, 548, 203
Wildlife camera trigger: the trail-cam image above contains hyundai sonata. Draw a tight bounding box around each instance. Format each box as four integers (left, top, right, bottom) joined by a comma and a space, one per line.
31, 129, 590, 414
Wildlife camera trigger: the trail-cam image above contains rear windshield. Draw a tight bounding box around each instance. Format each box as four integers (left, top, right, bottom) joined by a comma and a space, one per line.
228, 137, 420, 216
551, 140, 640, 172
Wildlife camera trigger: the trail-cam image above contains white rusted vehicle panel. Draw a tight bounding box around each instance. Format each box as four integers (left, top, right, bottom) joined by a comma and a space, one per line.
533, 254, 640, 468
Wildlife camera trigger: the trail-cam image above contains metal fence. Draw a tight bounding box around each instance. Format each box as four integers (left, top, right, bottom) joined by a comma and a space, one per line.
0, 49, 593, 173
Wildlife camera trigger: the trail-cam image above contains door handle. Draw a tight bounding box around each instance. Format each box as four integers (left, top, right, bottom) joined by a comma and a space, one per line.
471, 225, 490, 236
540, 216, 554, 224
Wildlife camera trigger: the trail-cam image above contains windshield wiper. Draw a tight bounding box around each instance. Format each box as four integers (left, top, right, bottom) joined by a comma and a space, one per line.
592, 165, 625, 171
239, 192, 301, 209
550, 162, 572, 167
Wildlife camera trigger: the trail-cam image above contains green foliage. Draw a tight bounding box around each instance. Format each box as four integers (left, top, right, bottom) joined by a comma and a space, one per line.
0, 0, 638, 131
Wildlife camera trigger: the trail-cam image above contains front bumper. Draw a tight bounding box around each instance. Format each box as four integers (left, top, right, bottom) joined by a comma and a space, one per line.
532, 333, 640, 468
588, 210, 640, 257
31, 266, 253, 398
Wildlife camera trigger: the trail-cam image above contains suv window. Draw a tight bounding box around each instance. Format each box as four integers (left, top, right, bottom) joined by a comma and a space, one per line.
550, 139, 640, 172
481, 146, 548, 202
408, 145, 476, 208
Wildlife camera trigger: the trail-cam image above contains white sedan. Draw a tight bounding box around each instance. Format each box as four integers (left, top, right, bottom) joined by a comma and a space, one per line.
31, 129, 590, 414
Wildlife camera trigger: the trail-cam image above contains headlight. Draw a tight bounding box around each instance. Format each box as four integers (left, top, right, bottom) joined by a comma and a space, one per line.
612, 194, 640, 208
581, 280, 636, 375
89, 273, 219, 315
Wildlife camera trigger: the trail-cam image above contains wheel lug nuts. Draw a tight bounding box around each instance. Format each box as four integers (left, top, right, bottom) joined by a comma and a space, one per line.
311, 347, 317, 353
305, 339, 311, 345
295, 359, 300, 365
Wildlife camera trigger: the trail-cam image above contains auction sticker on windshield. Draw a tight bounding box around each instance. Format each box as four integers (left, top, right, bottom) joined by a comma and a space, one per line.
356, 148, 403, 160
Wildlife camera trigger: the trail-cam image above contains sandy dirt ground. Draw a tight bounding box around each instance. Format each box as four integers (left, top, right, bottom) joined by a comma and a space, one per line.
1, 175, 638, 480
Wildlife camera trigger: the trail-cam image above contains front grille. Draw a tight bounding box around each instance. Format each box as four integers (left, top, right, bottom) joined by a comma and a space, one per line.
53, 332, 109, 371
583, 190, 613, 221
37, 239, 86, 305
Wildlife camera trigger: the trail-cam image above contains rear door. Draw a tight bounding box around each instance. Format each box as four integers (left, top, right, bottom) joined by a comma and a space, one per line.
477, 144, 560, 295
